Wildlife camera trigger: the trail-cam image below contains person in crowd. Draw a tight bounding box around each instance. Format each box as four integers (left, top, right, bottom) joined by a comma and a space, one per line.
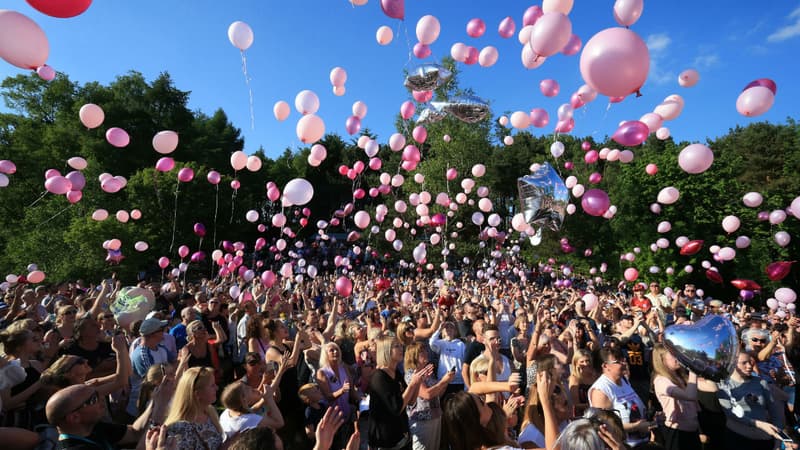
247, 313, 271, 362
630, 284, 653, 315
404, 341, 454, 450
62, 315, 117, 378
315, 341, 356, 450
429, 320, 466, 395
652, 343, 700, 450
0, 328, 46, 428
184, 320, 225, 384
163, 367, 223, 450
567, 349, 597, 417
129, 317, 176, 417
170, 307, 196, 351
219, 380, 284, 442
43, 305, 79, 361
717, 351, 785, 450
470, 324, 512, 386
519, 354, 570, 448
368, 335, 433, 450
588, 347, 652, 447
644, 281, 669, 314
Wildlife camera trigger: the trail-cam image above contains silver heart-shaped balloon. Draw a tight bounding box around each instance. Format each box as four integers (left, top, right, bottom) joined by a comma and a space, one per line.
517, 162, 568, 232
663, 314, 739, 382
404, 64, 452, 92
416, 107, 447, 124
431, 95, 490, 123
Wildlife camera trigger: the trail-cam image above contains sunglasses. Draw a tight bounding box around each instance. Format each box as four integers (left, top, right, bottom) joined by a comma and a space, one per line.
70, 390, 99, 413
63, 310, 77, 315
102, 314, 114, 319
751, 337, 767, 344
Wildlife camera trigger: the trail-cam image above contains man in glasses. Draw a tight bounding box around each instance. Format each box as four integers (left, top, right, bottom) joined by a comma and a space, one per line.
47, 380, 172, 449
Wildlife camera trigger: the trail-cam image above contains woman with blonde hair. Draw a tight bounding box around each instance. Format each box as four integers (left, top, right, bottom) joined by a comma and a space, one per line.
567, 349, 597, 416
404, 341, 454, 450
368, 335, 432, 450
652, 344, 701, 450
164, 366, 223, 450
184, 320, 223, 384
137, 362, 177, 414
519, 354, 571, 448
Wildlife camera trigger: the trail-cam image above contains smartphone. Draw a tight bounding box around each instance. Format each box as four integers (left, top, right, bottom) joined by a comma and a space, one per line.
778, 429, 794, 446
449, 366, 457, 373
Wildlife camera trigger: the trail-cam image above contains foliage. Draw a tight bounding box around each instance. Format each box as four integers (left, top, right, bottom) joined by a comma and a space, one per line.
0, 69, 798, 303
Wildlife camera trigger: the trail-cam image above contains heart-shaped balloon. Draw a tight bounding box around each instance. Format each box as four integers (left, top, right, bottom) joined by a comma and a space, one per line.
766, 261, 794, 281
517, 162, 569, 232
664, 314, 739, 382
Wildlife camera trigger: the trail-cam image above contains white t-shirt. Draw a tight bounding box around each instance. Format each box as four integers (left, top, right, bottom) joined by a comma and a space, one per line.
219, 409, 262, 442
518, 421, 568, 448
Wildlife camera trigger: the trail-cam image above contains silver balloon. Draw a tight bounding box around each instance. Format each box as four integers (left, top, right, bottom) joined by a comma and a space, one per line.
431, 95, 490, 123
517, 162, 568, 232
404, 64, 452, 92
663, 314, 739, 382
416, 107, 447, 124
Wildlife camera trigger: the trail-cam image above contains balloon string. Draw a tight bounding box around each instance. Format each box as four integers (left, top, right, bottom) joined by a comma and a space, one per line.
28, 191, 48, 208
401, 21, 413, 69
168, 183, 180, 254
212, 184, 219, 247
35, 204, 72, 228
230, 187, 238, 224
241, 50, 255, 130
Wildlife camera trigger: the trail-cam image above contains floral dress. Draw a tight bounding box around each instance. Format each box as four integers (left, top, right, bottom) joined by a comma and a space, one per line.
165, 418, 223, 450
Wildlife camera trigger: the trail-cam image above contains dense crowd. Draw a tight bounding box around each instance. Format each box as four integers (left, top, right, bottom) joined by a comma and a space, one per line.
0, 270, 798, 450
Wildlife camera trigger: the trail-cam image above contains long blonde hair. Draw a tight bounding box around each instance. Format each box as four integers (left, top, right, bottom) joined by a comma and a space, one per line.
375, 335, 398, 368
652, 344, 685, 387
164, 367, 222, 432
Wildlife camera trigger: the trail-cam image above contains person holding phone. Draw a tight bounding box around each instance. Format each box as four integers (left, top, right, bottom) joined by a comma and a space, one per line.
652, 344, 701, 450
429, 321, 466, 395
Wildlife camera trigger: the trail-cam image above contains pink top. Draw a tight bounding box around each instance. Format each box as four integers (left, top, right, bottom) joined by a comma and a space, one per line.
654, 375, 699, 431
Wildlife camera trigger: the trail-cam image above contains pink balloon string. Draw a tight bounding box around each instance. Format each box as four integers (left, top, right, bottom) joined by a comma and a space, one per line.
229, 185, 238, 224
36, 204, 73, 228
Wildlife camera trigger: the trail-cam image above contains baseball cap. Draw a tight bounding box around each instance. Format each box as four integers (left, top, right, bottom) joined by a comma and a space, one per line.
139, 317, 168, 336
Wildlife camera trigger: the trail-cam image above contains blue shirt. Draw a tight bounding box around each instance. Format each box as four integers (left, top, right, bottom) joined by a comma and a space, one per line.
169, 323, 188, 350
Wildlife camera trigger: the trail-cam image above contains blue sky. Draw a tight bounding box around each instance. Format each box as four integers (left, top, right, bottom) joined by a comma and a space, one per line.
2, 1, 799, 159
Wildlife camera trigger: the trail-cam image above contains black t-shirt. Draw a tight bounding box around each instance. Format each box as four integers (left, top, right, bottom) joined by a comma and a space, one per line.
368, 368, 408, 447
201, 313, 228, 339
457, 319, 473, 340
463, 340, 485, 367
61, 341, 115, 369
57, 422, 127, 450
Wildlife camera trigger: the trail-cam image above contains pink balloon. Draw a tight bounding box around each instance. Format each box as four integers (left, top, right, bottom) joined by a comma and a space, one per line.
679, 69, 700, 87
155, 157, 175, 172
645, 163, 658, 175
152, 130, 179, 154
523, 5, 544, 26
26, 270, 45, 284
561, 34, 582, 56
580, 27, 650, 97
65, 190, 82, 204
554, 118, 574, 133
612, 121, 649, 146
416, 15, 440, 45
498, 16, 516, 38
231, 179, 240, 190
412, 126, 427, 143
539, 79, 560, 97
530, 12, 572, 57
329, 67, 347, 87
624, 267, 639, 282
588, 172, 602, 184
581, 189, 610, 216
463, 47, 479, 65
380, 0, 404, 20
158, 257, 170, 269
467, 18, 486, 37
530, 108, 549, 128
743, 78, 777, 95
92, 209, 108, 221
369, 157, 382, 170
273, 101, 290, 121
45, 168, 61, 179
65, 171, 86, 190
736, 86, 775, 117
207, 170, 221, 185
26, 0, 92, 18
639, 113, 663, 133
335, 276, 353, 297
584, 150, 599, 164
45, 176, 71, 195
36, 64, 55, 81
0, 160, 17, 174
296, 114, 325, 144
613, 0, 644, 27
446, 168, 458, 180
400, 101, 415, 120
131, 209, 141, 220
678, 144, 714, 174
413, 42, 431, 59
345, 115, 361, 135
178, 245, 190, 259
105, 127, 130, 148
478, 46, 498, 67
177, 167, 194, 182
0, 10, 49, 69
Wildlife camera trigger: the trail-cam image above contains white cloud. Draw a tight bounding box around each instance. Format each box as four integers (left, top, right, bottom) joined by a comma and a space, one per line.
693, 53, 720, 69
645, 33, 674, 85
768, 5, 800, 42
647, 33, 672, 52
